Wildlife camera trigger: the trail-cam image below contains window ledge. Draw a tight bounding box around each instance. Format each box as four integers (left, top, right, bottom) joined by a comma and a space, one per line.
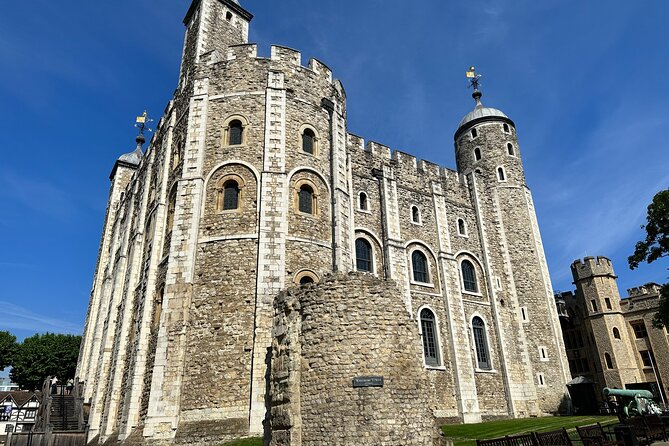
357, 208, 372, 214
462, 290, 483, 297
425, 365, 446, 371
457, 233, 469, 238
475, 368, 497, 374
411, 280, 435, 288
411, 221, 423, 226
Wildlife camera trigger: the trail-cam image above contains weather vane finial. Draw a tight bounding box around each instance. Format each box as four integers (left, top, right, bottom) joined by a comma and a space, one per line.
135, 110, 154, 135
133, 110, 153, 151
466, 66, 482, 91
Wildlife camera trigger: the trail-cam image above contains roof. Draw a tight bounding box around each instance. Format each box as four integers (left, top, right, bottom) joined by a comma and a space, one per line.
459, 104, 509, 128
117, 147, 143, 166
0, 391, 39, 407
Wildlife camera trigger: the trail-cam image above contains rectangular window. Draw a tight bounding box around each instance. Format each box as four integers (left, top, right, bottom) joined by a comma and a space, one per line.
591, 300, 598, 312
537, 373, 546, 387
539, 346, 549, 362
639, 350, 653, 368
631, 321, 648, 338
605, 298, 612, 310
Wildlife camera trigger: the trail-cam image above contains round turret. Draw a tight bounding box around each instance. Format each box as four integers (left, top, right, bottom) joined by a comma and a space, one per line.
454, 90, 525, 186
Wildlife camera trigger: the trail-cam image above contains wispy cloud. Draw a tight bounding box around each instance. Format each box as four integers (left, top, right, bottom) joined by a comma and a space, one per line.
0, 301, 82, 335
0, 170, 81, 223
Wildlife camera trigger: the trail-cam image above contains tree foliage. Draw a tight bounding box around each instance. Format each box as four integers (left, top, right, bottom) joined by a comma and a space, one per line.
10, 333, 81, 391
0, 331, 18, 370
629, 189, 669, 269
629, 188, 669, 328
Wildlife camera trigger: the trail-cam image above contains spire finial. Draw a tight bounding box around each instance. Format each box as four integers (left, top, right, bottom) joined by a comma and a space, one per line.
466, 66, 483, 106
134, 110, 153, 152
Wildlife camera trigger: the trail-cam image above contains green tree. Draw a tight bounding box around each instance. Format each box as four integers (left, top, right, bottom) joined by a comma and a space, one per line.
629, 188, 669, 327
0, 331, 18, 370
10, 333, 81, 391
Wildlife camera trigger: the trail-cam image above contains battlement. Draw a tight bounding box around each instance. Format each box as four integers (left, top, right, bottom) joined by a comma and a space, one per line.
627, 282, 662, 298
219, 44, 333, 83
571, 256, 616, 281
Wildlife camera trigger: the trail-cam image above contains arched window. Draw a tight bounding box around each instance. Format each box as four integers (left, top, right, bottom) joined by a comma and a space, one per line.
359, 192, 368, 211
299, 276, 314, 285
411, 206, 420, 223
355, 238, 373, 272
412, 250, 429, 283
507, 143, 515, 156
497, 167, 506, 181
302, 128, 315, 154
605, 353, 614, 369
503, 123, 510, 133
461, 260, 478, 293
420, 308, 440, 366
298, 184, 314, 214
457, 219, 467, 236
221, 180, 240, 210
228, 120, 243, 145
474, 147, 482, 161
471, 128, 478, 138
613, 327, 621, 339
472, 316, 491, 369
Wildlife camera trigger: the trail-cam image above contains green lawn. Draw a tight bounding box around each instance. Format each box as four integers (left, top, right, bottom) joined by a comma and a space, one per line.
442, 416, 618, 446
219, 416, 617, 446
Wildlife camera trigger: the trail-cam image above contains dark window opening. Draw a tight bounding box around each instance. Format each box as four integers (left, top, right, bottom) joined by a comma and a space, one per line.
507, 143, 514, 156
228, 120, 243, 145
474, 147, 482, 161
461, 260, 478, 293
591, 300, 598, 312
473, 316, 490, 369
497, 167, 506, 181
471, 128, 478, 138
458, 219, 466, 235
605, 298, 612, 310
222, 180, 240, 210
359, 192, 368, 211
420, 308, 440, 366
299, 276, 314, 285
631, 321, 648, 338
411, 206, 420, 223
298, 185, 314, 214
302, 128, 315, 154
605, 353, 614, 369
640, 350, 653, 368
355, 238, 373, 272
503, 123, 510, 133
613, 327, 621, 339
412, 251, 429, 283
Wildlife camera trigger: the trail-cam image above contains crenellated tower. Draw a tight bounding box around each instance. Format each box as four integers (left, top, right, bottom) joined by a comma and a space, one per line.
571, 257, 641, 388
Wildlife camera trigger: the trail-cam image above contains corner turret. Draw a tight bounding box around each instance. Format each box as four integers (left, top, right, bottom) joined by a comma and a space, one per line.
454, 83, 525, 187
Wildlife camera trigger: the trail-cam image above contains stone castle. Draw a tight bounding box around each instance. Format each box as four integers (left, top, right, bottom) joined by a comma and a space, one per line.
556, 257, 669, 412
76, 0, 571, 444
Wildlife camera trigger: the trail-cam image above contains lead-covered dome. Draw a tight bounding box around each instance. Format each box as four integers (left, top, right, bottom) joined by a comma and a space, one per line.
457, 90, 513, 134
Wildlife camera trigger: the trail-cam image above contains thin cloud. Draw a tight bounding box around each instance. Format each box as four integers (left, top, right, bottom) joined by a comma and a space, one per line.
0, 301, 82, 335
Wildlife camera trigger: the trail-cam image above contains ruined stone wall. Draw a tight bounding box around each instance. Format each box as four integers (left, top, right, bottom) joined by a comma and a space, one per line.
270, 274, 439, 446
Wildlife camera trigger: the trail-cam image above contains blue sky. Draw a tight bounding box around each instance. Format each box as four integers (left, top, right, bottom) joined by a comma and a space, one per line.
1, 0, 668, 344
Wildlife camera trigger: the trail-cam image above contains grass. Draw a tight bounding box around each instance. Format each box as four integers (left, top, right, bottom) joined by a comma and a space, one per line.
442, 415, 619, 446
218, 416, 618, 446
220, 438, 262, 446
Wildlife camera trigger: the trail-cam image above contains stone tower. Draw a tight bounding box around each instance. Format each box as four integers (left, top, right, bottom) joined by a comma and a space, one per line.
77, 2, 571, 445
454, 88, 571, 415
571, 257, 641, 388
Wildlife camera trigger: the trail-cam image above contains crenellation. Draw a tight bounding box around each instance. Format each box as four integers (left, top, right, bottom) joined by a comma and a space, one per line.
79, 2, 570, 445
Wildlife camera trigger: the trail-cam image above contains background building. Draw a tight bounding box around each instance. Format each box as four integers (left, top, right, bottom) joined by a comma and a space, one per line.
556, 256, 668, 412
77, 0, 570, 444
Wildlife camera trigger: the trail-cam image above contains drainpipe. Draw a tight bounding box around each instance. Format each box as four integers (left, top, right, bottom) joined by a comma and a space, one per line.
372, 168, 391, 280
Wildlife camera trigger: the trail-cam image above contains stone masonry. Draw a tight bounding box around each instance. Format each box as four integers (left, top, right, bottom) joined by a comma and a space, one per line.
77, 1, 571, 445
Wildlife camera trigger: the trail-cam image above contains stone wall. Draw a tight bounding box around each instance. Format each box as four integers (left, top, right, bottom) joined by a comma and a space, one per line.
269, 273, 440, 446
